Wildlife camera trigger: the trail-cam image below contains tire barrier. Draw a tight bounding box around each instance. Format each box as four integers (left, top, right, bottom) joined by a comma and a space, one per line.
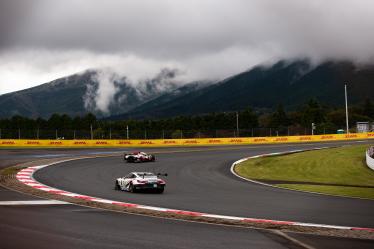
1, 133, 373, 147
366, 146, 374, 171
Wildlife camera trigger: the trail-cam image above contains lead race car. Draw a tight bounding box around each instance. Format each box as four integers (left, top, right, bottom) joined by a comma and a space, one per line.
115, 172, 167, 193
124, 151, 156, 163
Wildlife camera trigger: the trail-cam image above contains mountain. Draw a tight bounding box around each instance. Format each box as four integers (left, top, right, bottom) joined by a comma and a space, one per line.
107, 81, 210, 120
109, 60, 374, 119
0, 69, 181, 118
1, 60, 373, 120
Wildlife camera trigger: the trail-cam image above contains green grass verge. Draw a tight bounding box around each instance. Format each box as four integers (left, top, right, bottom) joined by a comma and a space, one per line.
235, 145, 374, 199
1, 166, 23, 176
276, 184, 374, 199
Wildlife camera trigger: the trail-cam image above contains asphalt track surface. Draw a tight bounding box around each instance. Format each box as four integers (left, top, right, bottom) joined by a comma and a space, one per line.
1, 141, 374, 249
34, 141, 374, 228
0, 203, 293, 249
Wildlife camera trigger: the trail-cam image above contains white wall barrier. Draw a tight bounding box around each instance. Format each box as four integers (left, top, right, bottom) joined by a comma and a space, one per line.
366, 147, 374, 171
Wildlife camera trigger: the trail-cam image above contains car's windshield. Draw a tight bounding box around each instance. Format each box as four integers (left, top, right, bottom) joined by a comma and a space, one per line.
137, 173, 156, 178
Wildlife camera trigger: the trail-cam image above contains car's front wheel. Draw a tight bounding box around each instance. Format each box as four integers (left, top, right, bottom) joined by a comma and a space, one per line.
129, 183, 136, 193
114, 180, 120, 190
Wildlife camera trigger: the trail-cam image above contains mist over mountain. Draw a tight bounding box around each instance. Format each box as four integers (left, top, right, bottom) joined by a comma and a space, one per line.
0, 68, 182, 118
0, 59, 373, 120
109, 60, 374, 119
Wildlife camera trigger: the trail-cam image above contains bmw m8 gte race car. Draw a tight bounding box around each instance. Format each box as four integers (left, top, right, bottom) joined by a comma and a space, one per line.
124, 151, 156, 163
115, 172, 167, 193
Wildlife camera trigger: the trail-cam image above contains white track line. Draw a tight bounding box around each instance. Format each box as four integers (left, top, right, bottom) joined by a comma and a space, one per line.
14, 149, 374, 233
0, 200, 68, 205
230, 147, 374, 201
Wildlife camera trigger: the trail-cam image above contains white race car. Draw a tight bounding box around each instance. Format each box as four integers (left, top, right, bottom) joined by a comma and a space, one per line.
124, 151, 156, 163
115, 172, 166, 193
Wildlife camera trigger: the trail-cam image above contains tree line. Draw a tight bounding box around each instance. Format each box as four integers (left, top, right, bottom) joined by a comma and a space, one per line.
0, 98, 373, 139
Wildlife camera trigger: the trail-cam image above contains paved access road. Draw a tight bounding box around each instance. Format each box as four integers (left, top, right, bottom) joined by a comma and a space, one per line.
34, 141, 374, 228
1, 203, 293, 249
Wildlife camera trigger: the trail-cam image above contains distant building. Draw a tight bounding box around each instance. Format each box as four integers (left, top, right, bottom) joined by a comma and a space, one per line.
337, 129, 345, 134
356, 122, 370, 133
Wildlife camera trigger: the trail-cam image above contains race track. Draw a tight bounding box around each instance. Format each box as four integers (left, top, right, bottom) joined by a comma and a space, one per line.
34, 141, 374, 228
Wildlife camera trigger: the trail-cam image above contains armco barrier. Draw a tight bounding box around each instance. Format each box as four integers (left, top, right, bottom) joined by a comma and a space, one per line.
366, 147, 374, 171
0, 133, 373, 147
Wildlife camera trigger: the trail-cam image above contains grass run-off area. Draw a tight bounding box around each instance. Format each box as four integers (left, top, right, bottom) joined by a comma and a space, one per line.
235, 145, 374, 199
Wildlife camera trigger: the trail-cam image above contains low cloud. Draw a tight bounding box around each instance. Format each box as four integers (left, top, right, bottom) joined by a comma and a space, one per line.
83, 69, 120, 113
1, 0, 374, 98
0, 49, 184, 94
83, 66, 181, 114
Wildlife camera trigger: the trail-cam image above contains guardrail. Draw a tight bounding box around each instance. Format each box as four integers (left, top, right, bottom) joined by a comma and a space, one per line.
0, 132, 373, 147
366, 146, 374, 171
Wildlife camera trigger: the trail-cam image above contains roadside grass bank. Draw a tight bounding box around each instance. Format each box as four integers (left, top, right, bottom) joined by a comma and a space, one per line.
235, 145, 374, 199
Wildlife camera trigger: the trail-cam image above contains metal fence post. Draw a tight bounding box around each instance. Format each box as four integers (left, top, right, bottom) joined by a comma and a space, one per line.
236, 111, 239, 137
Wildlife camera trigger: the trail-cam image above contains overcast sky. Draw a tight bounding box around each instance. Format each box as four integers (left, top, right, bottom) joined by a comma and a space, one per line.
1, 0, 374, 95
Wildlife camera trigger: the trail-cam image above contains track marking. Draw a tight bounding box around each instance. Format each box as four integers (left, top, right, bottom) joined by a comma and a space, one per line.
230, 148, 374, 201
0, 200, 68, 205
12, 146, 374, 234
146, 141, 368, 155
273, 230, 317, 249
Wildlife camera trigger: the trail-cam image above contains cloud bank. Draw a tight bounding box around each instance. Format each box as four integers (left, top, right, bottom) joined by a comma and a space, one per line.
1, 0, 374, 103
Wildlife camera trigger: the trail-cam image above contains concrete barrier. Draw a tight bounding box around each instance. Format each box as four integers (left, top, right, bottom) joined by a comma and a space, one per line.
366, 147, 374, 171
1, 132, 373, 147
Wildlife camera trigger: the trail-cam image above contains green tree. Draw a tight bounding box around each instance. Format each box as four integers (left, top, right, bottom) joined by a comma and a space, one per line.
81, 113, 97, 129
240, 108, 258, 128
269, 104, 289, 128
363, 98, 374, 118
300, 99, 326, 127
72, 116, 83, 130
61, 114, 73, 129
48, 114, 62, 129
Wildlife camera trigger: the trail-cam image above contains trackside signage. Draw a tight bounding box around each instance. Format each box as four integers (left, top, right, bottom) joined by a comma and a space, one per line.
0, 133, 373, 147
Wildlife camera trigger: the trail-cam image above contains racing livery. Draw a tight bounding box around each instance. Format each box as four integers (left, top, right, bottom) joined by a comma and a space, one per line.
115, 172, 166, 193
124, 151, 156, 163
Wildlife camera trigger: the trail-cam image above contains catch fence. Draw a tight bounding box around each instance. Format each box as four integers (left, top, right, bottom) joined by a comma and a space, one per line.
0, 127, 328, 140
